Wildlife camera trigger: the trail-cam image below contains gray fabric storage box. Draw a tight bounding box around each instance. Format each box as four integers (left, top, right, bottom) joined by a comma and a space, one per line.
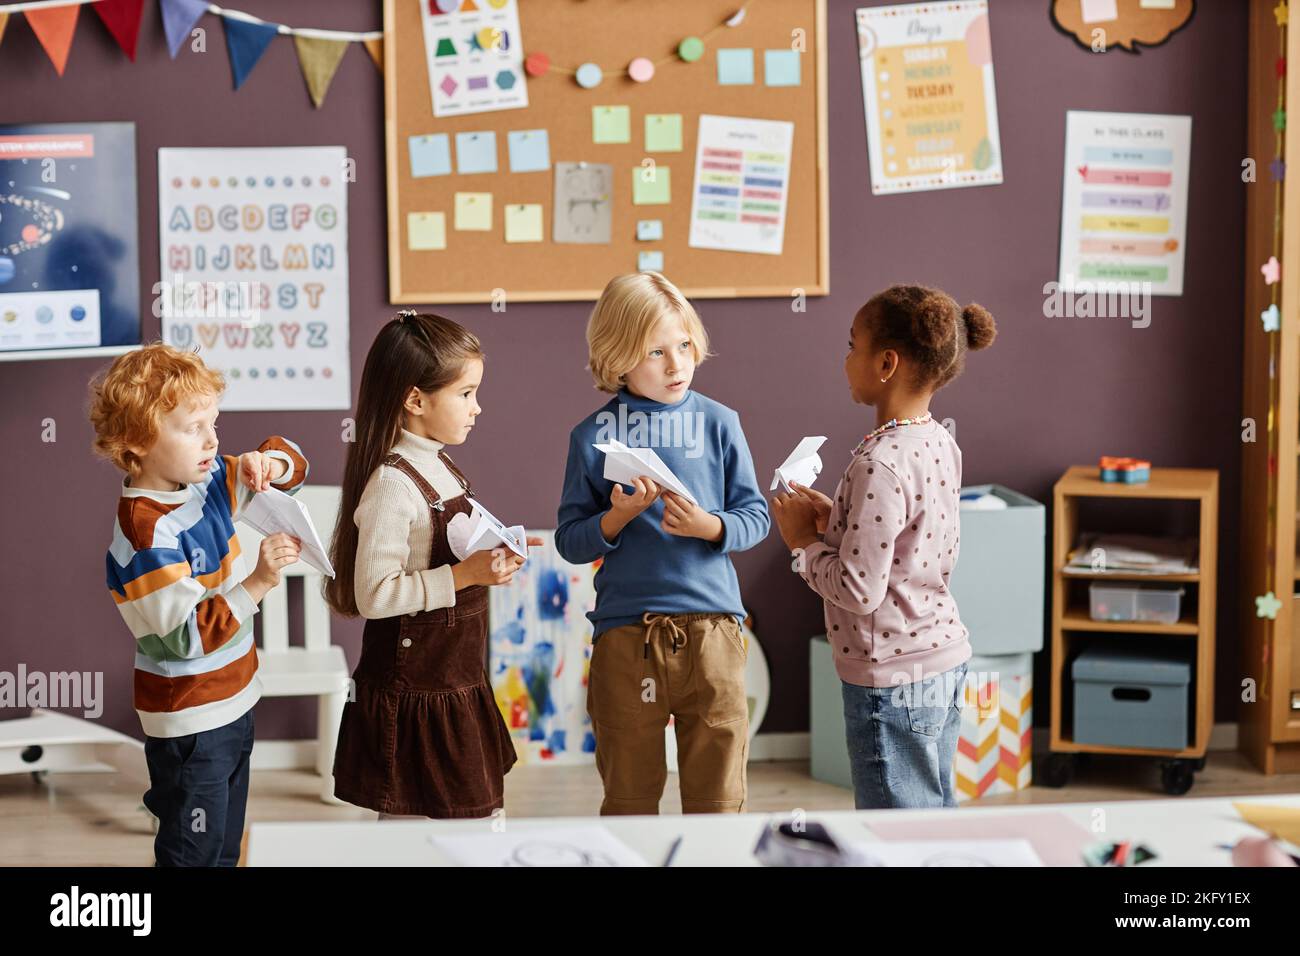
1071, 646, 1191, 750
948, 485, 1045, 655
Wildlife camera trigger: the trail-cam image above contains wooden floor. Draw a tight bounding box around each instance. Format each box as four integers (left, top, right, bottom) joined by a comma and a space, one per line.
3, 751, 1298, 865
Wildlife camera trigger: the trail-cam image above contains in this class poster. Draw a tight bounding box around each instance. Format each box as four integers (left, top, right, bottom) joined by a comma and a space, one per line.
0, 122, 140, 356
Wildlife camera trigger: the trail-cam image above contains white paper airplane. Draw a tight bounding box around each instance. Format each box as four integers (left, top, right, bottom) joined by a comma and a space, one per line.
770, 436, 828, 494
238, 487, 335, 577
593, 438, 698, 505
454, 498, 528, 560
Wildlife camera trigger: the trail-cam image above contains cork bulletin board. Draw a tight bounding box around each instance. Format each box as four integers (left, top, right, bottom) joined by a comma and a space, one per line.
384, 0, 828, 303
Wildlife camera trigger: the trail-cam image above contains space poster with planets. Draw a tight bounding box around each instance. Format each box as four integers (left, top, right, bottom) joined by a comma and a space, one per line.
0, 122, 140, 358
158, 147, 351, 411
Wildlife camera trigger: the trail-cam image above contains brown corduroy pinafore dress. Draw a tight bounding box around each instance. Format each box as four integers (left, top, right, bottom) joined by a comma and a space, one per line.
332, 450, 517, 818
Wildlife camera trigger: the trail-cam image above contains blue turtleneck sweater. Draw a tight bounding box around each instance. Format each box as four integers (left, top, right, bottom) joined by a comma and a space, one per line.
556, 387, 770, 635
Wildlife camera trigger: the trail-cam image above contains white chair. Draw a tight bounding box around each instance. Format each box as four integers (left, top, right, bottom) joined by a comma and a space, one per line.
0, 708, 148, 785
235, 484, 350, 804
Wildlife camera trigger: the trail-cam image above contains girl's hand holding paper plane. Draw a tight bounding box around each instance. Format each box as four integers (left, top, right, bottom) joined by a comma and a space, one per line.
788, 482, 833, 534
452, 536, 545, 589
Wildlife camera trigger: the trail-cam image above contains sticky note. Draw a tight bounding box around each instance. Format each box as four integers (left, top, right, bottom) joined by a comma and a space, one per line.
717, 48, 754, 85
455, 131, 497, 174
1139, 0, 1175, 6
638, 251, 664, 272
764, 49, 801, 87
409, 134, 452, 177
632, 166, 671, 205
454, 192, 492, 231
408, 212, 446, 251
645, 114, 683, 152
593, 106, 632, 144
505, 203, 543, 243
507, 129, 551, 172
1080, 0, 1118, 23
636, 219, 663, 241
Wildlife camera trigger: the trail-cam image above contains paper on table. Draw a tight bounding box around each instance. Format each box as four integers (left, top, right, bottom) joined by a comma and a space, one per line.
867, 811, 1094, 867
1234, 803, 1300, 848
448, 497, 528, 560
770, 435, 827, 494
594, 438, 697, 505
849, 839, 1044, 867
429, 824, 648, 867
238, 488, 335, 577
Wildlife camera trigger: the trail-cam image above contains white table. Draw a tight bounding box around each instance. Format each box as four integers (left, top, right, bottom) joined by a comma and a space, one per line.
247, 793, 1300, 866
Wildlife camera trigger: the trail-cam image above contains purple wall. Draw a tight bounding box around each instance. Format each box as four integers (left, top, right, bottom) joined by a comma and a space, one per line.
0, 1, 1245, 741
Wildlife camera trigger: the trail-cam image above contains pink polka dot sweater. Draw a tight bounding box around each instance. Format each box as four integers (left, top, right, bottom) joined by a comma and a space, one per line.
797, 419, 971, 687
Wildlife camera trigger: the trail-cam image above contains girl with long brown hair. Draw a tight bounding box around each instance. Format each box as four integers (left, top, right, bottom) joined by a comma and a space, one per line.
326, 311, 538, 819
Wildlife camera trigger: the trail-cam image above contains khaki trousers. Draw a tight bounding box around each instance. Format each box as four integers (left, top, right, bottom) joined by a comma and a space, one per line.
587, 612, 749, 815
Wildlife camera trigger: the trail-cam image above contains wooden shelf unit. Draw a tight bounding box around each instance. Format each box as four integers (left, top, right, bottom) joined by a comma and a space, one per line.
1050, 466, 1218, 765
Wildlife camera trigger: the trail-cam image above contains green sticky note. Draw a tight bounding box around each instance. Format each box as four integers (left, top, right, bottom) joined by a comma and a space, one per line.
505, 204, 543, 243
454, 192, 493, 231
645, 114, 683, 152
407, 212, 446, 251
632, 166, 671, 205
593, 105, 631, 144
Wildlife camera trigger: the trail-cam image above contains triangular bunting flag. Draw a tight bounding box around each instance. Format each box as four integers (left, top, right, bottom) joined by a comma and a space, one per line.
27, 5, 80, 76
293, 35, 349, 108
92, 0, 146, 61
222, 15, 279, 89
160, 0, 209, 59
0, 14, 9, 50
363, 36, 383, 71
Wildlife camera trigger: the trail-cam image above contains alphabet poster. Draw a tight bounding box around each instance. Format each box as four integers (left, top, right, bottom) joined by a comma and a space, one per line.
158, 147, 351, 411
1057, 110, 1192, 297
856, 1, 1003, 194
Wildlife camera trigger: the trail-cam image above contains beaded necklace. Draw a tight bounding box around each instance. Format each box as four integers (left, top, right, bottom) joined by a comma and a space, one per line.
853, 412, 933, 455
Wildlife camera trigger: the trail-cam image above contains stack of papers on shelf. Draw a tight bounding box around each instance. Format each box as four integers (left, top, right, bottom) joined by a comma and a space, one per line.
1064, 533, 1198, 576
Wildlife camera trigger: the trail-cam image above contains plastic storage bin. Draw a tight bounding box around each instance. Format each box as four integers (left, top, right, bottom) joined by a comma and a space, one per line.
1072, 646, 1191, 750
1088, 583, 1184, 624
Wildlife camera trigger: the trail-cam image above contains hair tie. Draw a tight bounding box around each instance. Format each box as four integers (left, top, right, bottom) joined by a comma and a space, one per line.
397, 309, 416, 323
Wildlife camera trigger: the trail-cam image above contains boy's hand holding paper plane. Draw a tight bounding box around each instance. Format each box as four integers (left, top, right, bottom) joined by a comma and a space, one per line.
594, 439, 698, 505
238, 487, 335, 577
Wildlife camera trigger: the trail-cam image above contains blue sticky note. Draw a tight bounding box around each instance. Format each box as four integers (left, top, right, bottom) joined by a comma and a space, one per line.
638, 251, 664, 272
764, 49, 801, 87
717, 48, 754, 85
408, 134, 452, 177
455, 131, 498, 174
636, 219, 663, 241
507, 129, 551, 173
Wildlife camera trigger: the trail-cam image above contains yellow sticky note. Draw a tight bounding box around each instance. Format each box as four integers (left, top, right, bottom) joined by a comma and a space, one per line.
454, 192, 493, 231
505, 203, 543, 243
632, 166, 671, 205
593, 105, 631, 144
645, 114, 683, 152
407, 212, 446, 250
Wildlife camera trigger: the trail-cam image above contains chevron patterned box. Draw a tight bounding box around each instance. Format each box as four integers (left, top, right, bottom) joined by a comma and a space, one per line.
956, 653, 1034, 802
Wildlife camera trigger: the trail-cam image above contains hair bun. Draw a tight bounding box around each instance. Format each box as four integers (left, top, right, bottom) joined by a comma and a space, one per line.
962, 303, 997, 350
914, 292, 956, 350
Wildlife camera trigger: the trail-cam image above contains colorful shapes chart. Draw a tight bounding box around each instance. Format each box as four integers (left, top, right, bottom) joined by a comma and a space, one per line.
157, 147, 351, 411
856, 1, 1003, 195
1057, 111, 1192, 297
420, 0, 528, 118
688, 114, 794, 256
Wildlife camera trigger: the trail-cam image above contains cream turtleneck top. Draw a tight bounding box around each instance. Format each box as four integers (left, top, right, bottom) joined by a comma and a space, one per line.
352, 429, 468, 618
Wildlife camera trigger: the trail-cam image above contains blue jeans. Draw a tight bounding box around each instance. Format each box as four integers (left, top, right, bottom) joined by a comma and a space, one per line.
841, 662, 967, 810
143, 709, 255, 866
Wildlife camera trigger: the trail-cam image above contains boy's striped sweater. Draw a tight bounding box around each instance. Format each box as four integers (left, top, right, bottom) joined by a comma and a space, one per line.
106, 437, 309, 738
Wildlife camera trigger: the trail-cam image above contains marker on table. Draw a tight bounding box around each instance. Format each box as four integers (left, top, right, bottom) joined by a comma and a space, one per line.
662, 835, 683, 867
